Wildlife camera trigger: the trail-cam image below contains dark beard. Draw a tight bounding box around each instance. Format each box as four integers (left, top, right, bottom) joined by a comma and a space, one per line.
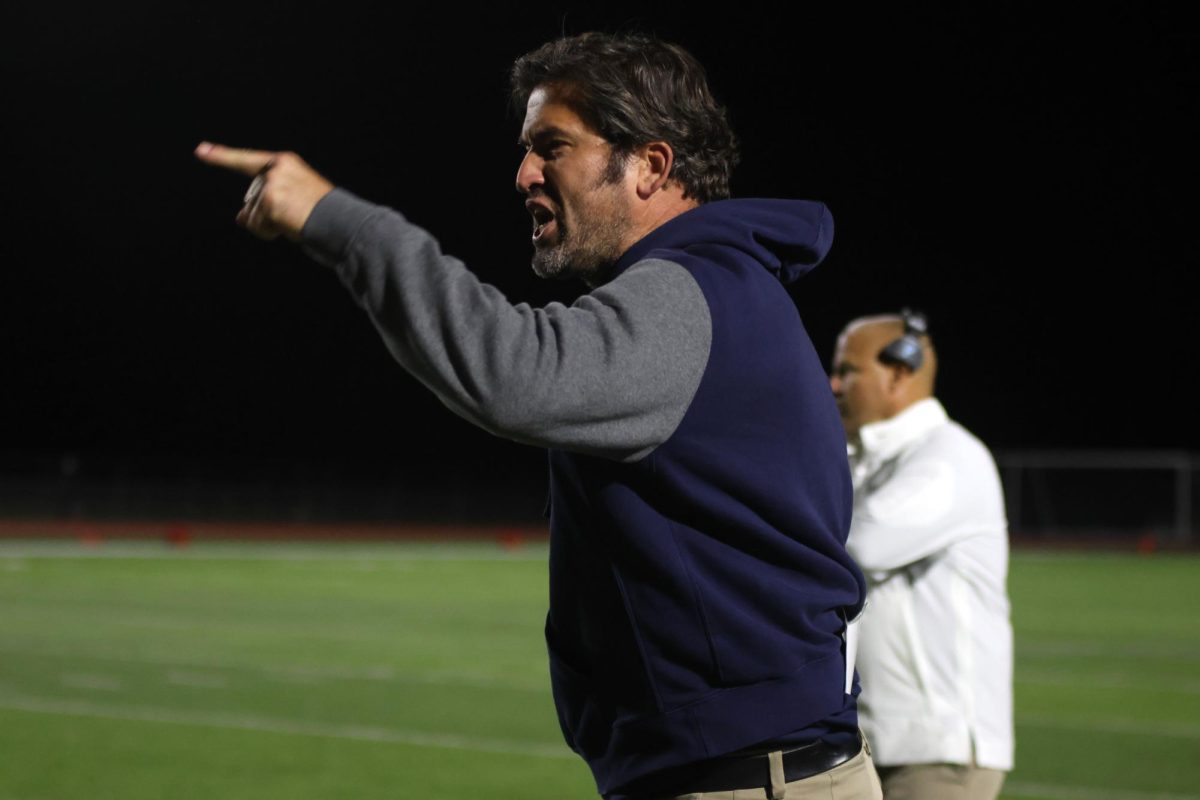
530, 158, 632, 286
531, 223, 621, 286
532, 200, 628, 287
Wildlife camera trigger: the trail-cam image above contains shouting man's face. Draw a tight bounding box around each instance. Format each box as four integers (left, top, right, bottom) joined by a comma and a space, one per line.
516, 85, 635, 285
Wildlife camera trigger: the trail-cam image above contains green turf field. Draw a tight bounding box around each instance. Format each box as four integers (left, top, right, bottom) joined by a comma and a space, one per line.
0, 541, 1197, 799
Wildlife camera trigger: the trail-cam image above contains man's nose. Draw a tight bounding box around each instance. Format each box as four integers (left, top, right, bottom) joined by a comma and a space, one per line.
829, 374, 842, 394
515, 151, 544, 195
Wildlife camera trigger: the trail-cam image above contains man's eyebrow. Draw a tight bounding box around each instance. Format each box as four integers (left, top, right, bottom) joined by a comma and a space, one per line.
518, 125, 573, 147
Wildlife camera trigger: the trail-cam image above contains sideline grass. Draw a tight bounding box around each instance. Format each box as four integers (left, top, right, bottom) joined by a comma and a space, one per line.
1004, 552, 1200, 799
1, 541, 1197, 799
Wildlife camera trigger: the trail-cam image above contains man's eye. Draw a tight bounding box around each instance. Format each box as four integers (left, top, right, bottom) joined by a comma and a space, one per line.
519, 140, 568, 160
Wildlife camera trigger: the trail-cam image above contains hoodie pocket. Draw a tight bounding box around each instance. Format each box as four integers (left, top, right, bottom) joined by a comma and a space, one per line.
544, 619, 591, 753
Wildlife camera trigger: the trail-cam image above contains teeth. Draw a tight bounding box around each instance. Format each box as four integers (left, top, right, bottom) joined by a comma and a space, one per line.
529, 203, 556, 241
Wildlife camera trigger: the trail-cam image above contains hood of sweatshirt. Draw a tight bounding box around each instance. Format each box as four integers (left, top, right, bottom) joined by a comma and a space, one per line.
613, 198, 834, 285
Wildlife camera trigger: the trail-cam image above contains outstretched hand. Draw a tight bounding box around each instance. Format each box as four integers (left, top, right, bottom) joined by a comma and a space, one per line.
194, 142, 334, 241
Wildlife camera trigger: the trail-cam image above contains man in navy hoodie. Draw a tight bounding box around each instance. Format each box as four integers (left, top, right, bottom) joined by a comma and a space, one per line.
197, 31, 877, 800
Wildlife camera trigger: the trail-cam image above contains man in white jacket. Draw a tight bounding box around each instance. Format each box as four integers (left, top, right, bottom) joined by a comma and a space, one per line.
830, 313, 1013, 800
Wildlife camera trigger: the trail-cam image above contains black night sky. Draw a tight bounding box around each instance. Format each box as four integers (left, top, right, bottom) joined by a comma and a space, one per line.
2, 5, 1196, 507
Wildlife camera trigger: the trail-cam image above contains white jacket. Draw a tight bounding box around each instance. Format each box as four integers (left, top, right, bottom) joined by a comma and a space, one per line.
847, 398, 1014, 770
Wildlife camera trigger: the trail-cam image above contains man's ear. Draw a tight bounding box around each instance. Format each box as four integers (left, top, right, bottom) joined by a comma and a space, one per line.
636, 141, 674, 198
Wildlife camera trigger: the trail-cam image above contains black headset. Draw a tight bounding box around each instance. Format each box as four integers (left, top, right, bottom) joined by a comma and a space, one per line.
878, 309, 928, 371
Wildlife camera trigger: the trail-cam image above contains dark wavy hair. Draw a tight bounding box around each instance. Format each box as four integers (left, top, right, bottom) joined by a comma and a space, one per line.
510, 32, 740, 203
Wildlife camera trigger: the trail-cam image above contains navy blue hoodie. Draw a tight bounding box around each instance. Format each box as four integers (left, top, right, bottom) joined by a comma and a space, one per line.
303, 191, 866, 797
543, 199, 865, 794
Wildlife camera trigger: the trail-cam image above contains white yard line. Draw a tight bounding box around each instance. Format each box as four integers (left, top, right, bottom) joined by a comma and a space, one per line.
0, 694, 574, 760
60, 673, 122, 692
265, 664, 545, 692
1017, 669, 1200, 696
165, 670, 229, 689
1004, 780, 1200, 800
1018, 712, 1200, 739
0, 642, 547, 693
0, 541, 548, 562
1010, 552, 1200, 565
1020, 641, 1200, 662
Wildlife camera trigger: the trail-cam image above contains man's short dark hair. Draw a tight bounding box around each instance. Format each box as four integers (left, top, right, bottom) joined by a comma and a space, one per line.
511, 32, 740, 204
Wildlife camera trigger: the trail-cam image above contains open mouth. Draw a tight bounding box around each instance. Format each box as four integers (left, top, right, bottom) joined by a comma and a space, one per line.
528, 202, 557, 244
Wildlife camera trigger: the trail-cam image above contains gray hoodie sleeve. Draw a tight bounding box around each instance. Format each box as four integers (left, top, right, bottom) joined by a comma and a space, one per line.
301, 188, 712, 462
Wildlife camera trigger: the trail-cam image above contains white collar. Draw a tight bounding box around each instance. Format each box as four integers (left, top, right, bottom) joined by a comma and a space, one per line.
853, 397, 948, 463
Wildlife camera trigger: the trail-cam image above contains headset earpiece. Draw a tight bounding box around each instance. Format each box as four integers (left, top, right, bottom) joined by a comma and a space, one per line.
878, 309, 928, 371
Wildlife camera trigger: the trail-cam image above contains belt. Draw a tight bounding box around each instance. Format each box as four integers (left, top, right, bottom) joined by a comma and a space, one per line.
625, 736, 862, 798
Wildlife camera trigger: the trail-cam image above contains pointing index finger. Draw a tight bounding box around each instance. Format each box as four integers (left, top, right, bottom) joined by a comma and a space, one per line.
194, 141, 277, 176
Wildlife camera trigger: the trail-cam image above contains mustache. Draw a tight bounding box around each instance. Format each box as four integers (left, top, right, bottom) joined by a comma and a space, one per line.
527, 186, 562, 208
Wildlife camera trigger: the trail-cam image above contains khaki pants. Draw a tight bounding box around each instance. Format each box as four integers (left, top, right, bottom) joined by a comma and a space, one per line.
669, 745, 883, 800
875, 763, 1005, 800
